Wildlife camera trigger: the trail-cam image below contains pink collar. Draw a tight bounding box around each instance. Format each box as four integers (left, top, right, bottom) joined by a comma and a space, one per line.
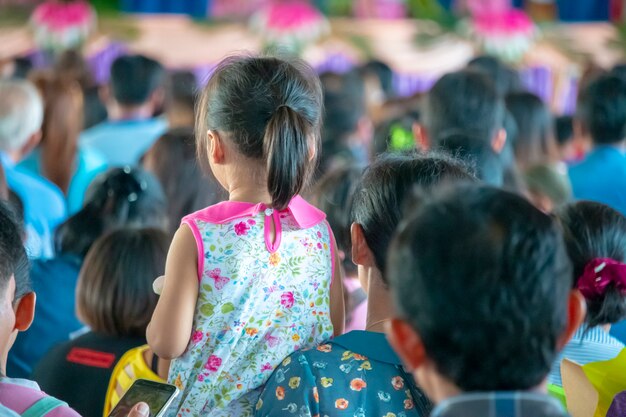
189, 195, 326, 228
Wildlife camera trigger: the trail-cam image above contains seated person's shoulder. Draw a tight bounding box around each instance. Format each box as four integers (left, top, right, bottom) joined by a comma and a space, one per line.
0, 378, 80, 417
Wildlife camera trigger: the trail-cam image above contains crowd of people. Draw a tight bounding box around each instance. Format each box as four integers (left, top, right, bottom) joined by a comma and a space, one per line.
1, 47, 626, 417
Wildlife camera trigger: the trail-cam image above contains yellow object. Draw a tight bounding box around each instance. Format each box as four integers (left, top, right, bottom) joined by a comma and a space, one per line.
103, 345, 163, 417
582, 348, 626, 417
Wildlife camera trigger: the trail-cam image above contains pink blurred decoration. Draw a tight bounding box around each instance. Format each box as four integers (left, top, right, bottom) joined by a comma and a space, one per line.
30, 0, 96, 52
465, 0, 511, 16
472, 9, 534, 36
354, 0, 407, 19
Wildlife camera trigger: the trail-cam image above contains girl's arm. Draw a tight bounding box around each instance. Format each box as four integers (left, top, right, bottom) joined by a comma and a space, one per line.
147, 225, 199, 359
329, 232, 345, 336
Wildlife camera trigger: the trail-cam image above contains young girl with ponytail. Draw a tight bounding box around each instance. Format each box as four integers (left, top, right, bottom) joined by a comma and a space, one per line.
147, 55, 344, 416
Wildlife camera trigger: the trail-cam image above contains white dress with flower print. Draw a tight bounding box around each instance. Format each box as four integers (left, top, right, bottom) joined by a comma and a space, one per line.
167, 196, 335, 416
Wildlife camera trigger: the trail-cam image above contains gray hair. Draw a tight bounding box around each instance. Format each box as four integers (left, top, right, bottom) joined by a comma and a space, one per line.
0, 80, 44, 152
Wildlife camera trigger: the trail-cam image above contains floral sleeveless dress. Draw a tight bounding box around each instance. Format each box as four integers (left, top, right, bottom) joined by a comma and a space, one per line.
168, 196, 335, 416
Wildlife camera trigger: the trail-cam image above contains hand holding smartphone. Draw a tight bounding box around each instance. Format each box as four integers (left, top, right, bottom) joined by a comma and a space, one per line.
108, 379, 179, 417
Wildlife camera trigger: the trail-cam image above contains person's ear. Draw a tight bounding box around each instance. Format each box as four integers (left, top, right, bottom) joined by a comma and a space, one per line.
491, 128, 507, 154
14, 292, 36, 332
414, 123, 430, 151
386, 318, 427, 371
99, 85, 110, 105
19, 131, 42, 160
557, 289, 586, 350
149, 88, 166, 111
351, 223, 375, 267
208, 130, 226, 165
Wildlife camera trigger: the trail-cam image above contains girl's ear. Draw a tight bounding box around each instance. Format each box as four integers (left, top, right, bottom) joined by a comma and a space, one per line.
208, 130, 226, 165
351, 223, 376, 267
14, 292, 36, 332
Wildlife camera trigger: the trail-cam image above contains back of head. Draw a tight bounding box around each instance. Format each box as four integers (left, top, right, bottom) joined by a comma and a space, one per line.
144, 128, 225, 236
77, 228, 169, 337
0, 200, 29, 299
359, 60, 394, 98
582, 74, 626, 145
558, 201, 626, 327
55, 167, 168, 259
555, 115, 574, 146
110, 55, 165, 106
352, 152, 475, 277
53, 49, 93, 88
0, 79, 43, 153
424, 70, 504, 147
197, 55, 323, 210
438, 132, 504, 187
389, 184, 572, 391
311, 164, 363, 276
467, 55, 524, 97
505, 92, 558, 168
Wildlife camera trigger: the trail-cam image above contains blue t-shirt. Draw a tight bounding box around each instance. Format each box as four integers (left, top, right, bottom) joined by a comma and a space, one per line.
7, 255, 83, 378
569, 146, 626, 216
1, 153, 67, 259
18, 147, 108, 214
255, 331, 432, 417
79, 118, 167, 167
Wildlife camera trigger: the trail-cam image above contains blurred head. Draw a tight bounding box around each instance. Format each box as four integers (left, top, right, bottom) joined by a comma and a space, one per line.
421, 70, 506, 155
143, 128, 224, 237
351, 153, 475, 288
310, 164, 363, 277
109, 55, 165, 108
558, 202, 626, 328
580, 74, 626, 146
53, 49, 94, 89
387, 185, 584, 401
466, 55, 524, 97
0, 79, 43, 160
372, 111, 419, 157
555, 115, 576, 161
505, 92, 558, 169
359, 60, 394, 99
438, 132, 504, 187
0, 200, 34, 372
55, 167, 168, 259
165, 70, 197, 128
29, 71, 84, 194
76, 228, 169, 338
197, 55, 323, 210
524, 163, 572, 213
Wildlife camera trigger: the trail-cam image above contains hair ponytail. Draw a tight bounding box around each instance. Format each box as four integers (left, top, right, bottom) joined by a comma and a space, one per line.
264, 105, 310, 210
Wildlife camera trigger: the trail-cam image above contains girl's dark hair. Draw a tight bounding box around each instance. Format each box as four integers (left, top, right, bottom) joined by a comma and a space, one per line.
558, 201, 626, 327
311, 164, 363, 276
55, 167, 168, 259
352, 152, 476, 278
76, 228, 169, 337
196, 55, 323, 210
144, 128, 225, 237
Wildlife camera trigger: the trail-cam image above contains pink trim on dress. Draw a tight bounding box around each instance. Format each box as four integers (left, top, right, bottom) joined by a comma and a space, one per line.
264, 210, 283, 253
325, 221, 336, 285
181, 220, 204, 283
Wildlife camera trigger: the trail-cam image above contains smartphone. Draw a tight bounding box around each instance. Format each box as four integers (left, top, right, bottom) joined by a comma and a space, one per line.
108, 379, 179, 417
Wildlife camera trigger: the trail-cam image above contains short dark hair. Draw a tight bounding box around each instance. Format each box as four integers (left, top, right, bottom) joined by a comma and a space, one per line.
557, 201, 626, 327
55, 167, 168, 259
555, 115, 574, 146
438, 132, 504, 187
0, 200, 29, 299
582, 74, 626, 145
389, 184, 572, 391
466, 55, 524, 97
311, 164, 363, 276
197, 55, 323, 210
505, 92, 558, 168
424, 70, 505, 147
110, 55, 165, 106
144, 128, 225, 237
321, 70, 366, 141
76, 228, 169, 337
359, 60, 394, 98
352, 153, 475, 276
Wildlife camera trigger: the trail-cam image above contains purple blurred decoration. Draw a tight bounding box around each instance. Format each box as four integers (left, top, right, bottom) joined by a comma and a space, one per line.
393, 72, 439, 97
520, 65, 553, 103
607, 391, 626, 417
312, 52, 355, 74
88, 42, 127, 85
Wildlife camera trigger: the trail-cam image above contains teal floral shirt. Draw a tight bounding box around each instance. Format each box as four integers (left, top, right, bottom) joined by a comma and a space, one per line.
254, 331, 432, 417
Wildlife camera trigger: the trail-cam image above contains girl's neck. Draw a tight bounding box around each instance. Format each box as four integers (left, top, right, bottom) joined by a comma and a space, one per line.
228, 185, 272, 206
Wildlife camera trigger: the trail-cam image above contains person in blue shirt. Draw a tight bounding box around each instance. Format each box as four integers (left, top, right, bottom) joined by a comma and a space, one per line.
0, 79, 67, 259
569, 74, 626, 216
255, 153, 474, 417
386, 184, 585, 417
18, 72, 108, 214
6, 167, 168, 379
79, 55, 168, 167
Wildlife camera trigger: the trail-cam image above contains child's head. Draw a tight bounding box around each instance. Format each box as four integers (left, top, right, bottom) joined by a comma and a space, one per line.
197, 55, 323, 210
524, 163, 572, 213
555, 115, 575, 161
558, 201, 626, 328
76, 228, 169, 338
55, 167, 168, 259
351, 153, 474, 284
0, 200, 34, 372
387, 185, 584, 400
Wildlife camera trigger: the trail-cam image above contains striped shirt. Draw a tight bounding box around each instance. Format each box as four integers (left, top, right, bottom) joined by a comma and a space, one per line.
431, 392, 568, 417
549, 326, 625, 386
